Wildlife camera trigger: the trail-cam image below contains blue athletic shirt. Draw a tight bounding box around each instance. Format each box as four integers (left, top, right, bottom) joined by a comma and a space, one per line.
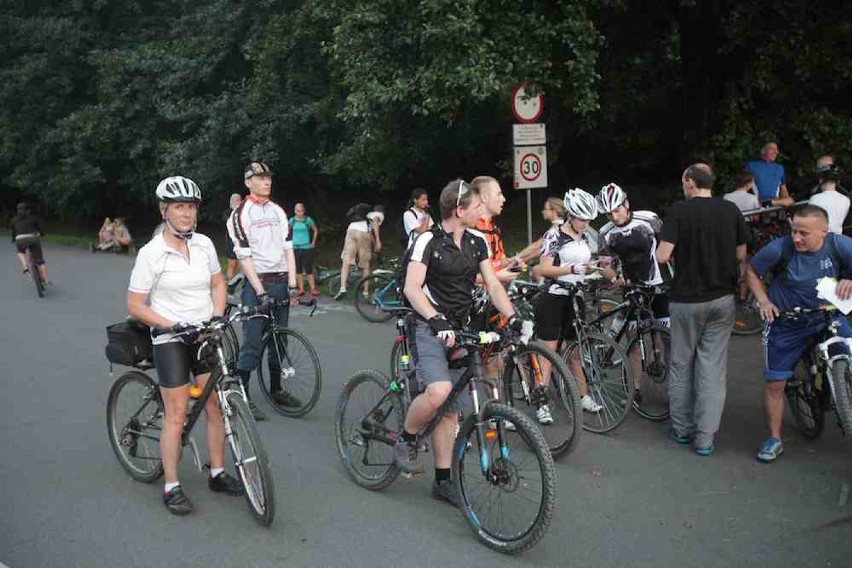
290, 216, 315, 249
750, 233, 852, 311
746, 159, 786, 201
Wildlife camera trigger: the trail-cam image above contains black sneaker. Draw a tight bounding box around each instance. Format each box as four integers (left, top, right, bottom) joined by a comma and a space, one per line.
333, 289, 346, 301
248, 400, 266, 422
163, 486, 193, 516
208, 472, 244, 496
432, 479, 461, 508
393, 437, 424, 475
633, 389, 642, 406
271, 390, 303, 408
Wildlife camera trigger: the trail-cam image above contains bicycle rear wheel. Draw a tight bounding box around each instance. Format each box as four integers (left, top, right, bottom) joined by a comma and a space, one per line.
257, 327, 322, 417
563, 332, 634, 433
453, 403, 555, 554
354, 273, 399, 323
29, 255, 44, 298
335, 369, 403, 490
628, 325, 671, 421
106, 371, 164, 483
502, 340, 582, 458
224, 391, 275, 526
831, 358, 852, 437
785, 360, 824, 440
733, 293, 763, 336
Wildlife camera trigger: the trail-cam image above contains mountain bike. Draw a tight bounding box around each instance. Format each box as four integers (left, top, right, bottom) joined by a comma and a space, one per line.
336, 326, 556, 554
587, 282, 671, 421
105, 314, 275, 525
353, 258, 403, 323
781, 306, 852, 440
550, 280, 635, 433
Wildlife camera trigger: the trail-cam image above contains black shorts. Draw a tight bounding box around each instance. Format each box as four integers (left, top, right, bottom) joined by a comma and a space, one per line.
294, 248, 314, 274
153, 341, 212, 389
651, 290, 670, 320
534, 293, 582, 342
15, 236, 44, 265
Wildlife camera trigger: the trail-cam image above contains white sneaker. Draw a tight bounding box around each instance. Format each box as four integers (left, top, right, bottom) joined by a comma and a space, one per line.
581, 395, 603, 413
536, 405, 554, 425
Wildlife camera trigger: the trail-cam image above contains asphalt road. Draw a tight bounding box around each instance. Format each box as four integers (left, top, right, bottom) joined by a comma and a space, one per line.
2, 245, 851, 568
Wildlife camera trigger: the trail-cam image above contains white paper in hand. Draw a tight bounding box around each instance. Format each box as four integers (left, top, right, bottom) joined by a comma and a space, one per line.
815, 277, 852, 315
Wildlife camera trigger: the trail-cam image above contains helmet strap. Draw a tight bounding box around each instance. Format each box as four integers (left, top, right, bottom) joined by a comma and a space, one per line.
164, 218, 194, 240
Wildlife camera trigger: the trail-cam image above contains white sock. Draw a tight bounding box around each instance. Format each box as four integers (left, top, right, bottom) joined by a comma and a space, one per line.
164, 481, 180, 494
209, 467, 225, 479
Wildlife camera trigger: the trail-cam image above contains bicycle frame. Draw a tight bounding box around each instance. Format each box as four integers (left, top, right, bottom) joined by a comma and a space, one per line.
372, 275, 402, 309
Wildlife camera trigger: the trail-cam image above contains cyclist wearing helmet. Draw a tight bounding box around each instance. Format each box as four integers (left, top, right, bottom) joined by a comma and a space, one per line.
534, 188, 603, 417
809, 164, 848, 235
227, 162, 300, 421
9, 202, 50, 284
596, 182, 670, 404
127, 176, 242, 516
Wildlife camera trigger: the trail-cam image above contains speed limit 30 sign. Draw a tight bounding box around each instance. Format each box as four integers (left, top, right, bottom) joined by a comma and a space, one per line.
513, 146, 548, 189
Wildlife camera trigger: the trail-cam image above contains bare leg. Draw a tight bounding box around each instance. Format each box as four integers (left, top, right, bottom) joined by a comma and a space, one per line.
160, 385, 191, 485
296, 273, 305, 292
307, 273, 317, 293
764, 380, 786, 439
432, 413, 458, 469
38, 264, 48, 281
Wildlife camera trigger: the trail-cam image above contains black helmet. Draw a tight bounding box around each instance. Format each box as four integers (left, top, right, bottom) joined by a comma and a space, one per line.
817, 164, 842, 181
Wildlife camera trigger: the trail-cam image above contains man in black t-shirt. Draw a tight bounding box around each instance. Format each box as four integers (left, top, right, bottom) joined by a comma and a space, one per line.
394, 179, 521, 507
656, 163, 748, 456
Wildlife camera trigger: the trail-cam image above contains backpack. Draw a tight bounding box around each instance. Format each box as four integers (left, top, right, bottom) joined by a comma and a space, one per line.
771, 234, 849, 282
398, 224, 446, 308
346, 203, 371, 223
401, 207, 418, 248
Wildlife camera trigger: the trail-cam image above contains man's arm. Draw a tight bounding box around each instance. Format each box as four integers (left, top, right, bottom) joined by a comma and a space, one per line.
479, 260, 516, 318
656, 241, 674, 265
210, 272, 226, 316
745, 265, 778, 322
403, 261, 439, 321
227, 208, 265, 295
372, 219, 382, 253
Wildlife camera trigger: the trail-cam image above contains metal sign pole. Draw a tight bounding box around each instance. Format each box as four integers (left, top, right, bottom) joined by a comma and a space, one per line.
527, 189, 533, 245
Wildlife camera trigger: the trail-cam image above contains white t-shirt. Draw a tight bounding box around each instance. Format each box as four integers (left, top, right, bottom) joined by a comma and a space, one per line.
226, 197, 293, 273
403, 207, 433, 247
810, 191, 850, 235
348, 211, 384, 233
723, 190, 760, 213
129, 233, 221, 345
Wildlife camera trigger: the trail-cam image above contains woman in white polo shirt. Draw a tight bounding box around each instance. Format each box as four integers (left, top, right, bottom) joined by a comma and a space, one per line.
127, 176, 242, 516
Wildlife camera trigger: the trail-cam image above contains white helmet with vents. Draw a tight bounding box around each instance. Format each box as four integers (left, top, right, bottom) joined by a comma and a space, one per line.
563, 188, 598, 220
596, 182, 627, 213
155, 176, 202, 203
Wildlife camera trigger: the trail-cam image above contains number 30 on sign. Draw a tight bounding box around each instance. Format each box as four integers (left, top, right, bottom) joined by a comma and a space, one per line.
513, 146, 548, 189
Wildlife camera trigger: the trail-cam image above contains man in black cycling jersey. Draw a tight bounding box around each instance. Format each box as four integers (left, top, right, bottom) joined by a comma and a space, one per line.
596, 183, 669, 405
394, 179, 522, 506
9, 202, 50, 285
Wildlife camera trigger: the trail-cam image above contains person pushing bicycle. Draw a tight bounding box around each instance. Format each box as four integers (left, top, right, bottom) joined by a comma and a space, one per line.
394, 179, 522, 506
127, 176, 243, 515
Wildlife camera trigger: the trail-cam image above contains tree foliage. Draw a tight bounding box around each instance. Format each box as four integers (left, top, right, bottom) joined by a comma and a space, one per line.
0, 0, 849, 223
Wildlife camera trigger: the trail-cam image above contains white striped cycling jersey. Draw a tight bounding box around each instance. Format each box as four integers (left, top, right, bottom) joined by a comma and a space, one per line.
227, 195, 293, 274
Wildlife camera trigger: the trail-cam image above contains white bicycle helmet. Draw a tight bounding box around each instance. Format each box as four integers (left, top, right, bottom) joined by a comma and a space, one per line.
563, 188, 598, 220
596, 182, 627, 213
155, 176, 202, 203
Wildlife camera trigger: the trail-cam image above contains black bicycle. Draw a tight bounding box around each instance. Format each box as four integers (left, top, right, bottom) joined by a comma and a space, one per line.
589, 283, 671, 421
105, 314, 275, 525
336, 323, 556, 554
781, 306, 852, 440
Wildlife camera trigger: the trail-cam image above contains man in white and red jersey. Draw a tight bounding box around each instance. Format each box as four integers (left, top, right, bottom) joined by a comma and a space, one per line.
227, 162, 300, 420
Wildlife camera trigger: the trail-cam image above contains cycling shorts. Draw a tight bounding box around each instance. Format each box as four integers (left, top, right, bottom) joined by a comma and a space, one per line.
763, 316, 852, 381
534, 293, 583, 342
410, 319, 466, 414
15, 235, 44, 265
153, 341, 212, 388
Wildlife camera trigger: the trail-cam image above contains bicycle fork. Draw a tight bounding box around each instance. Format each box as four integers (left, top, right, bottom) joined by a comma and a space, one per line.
467, 378, 510, 476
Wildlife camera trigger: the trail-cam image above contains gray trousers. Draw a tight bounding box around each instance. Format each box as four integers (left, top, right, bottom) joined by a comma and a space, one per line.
667, 295, 735, 448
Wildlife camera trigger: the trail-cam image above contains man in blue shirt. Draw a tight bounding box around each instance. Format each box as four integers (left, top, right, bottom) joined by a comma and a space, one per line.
747, 204, 852, 462
746, 141, 793, 206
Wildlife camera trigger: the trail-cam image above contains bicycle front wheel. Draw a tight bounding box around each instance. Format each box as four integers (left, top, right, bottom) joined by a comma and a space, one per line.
628, 325, 671, 422
563, 332, 634, 434
453, 403, 556, 554
502, 340, 582, 458
222, 324, 240, 372
335, 369, 403, 490
354, 273, 398, 323
106, 371, 164, 483
257, 327, 322, 417
831, 358, 852, 437
224, 392, 275, 526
